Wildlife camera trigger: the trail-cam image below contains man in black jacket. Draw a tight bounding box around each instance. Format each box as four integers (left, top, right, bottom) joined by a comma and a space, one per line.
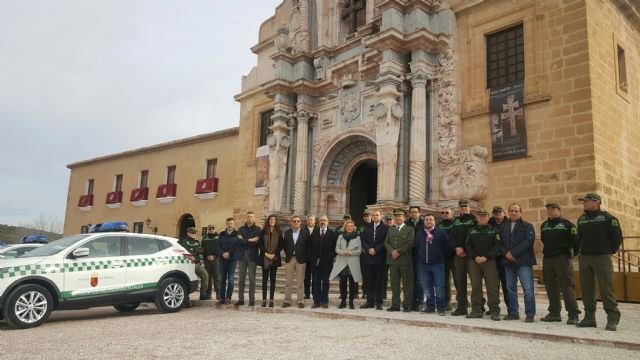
360, 210, 388, 310
236, 212, 261, 306
405, 206, 424, 311
540, 203, 580, 324
450, 199, 477, 316
202, 225, 219, 300
304, 215, 319, 299
283, 215, 311, 308
309, 215, 337, 308
436, 208, 455, 310
576, 193, 623, 331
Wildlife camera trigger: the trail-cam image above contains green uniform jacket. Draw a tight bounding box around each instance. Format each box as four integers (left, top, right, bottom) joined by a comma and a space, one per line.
450, 214, 477, 250
178, 238, 204, 262
541, 217, 578, 257
384, 224, 415, 266
202, 234, 218, 258
577, 210, 623, 255
465, 225, 501, 260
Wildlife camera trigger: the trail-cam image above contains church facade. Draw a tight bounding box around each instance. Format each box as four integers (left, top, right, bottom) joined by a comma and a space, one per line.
64, 0, 640, 239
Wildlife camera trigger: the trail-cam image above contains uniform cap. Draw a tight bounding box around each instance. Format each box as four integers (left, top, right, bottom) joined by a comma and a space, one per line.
343, 213, 352, 220
578, 193, 601, 202
362, 209, 371, 216
476, 208, 489, 216
207, 224, 215, 229
545, 203, 561, 209
385, 213, 393, 220
392, 208, 406, 216
186, 227, 197, 234
491, 206, 504, 213
458, 199, 470, 206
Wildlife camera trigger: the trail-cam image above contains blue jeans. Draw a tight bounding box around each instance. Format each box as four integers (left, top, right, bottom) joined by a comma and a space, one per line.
504, 264, 536, 316
419, 262, 445, 312
219, 260, 237, 300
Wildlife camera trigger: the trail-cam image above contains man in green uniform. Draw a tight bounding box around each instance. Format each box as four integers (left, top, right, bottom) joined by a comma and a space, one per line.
450, 199, 477, 316
576, 193, 623, 331
179, 227, 209, 300
540, 203, 580, 324
202, 225, 220, 300
465, 209, 501, 321
384, 208, 415, 312
436, 207, 455, 311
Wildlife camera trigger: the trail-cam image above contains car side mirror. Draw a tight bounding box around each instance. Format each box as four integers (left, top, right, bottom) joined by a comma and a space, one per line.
72, 247, 90, 258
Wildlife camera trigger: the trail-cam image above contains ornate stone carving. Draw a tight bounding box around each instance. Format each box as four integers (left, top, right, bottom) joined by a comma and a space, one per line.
277, 0, 311, 54
340, 85, 361, 124
436, 47, 488, 200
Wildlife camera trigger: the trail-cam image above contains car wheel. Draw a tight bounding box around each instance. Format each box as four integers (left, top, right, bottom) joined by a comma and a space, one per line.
3, 284, 53, 329
154, 277, 186, 313
113, 303, 140, 312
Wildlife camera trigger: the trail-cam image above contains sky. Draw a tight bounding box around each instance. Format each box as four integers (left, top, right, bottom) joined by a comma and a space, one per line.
0, 0, 283, 228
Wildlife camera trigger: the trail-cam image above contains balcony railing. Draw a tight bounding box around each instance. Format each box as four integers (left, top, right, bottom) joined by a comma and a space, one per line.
195, 178, 218, 200
78, 194, 93, 211
156, 183, 177, 204
106, 191, 123, 204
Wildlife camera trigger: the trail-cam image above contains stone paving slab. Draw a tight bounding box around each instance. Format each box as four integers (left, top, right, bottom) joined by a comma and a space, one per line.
191, 294, 640, 351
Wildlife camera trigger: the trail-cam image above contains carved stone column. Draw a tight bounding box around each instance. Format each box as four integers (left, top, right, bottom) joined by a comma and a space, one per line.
267, 109, 291, 212
293, 110, 312, 214
407, 71, 429, 206
373, 73, 404, 202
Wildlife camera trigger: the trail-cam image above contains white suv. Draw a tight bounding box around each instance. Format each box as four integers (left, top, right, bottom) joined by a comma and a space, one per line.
0, 233, 198, 328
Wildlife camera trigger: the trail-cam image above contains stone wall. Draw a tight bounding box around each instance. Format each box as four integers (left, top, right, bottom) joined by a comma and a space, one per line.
586, 0, 640, 237
456, 0, 596, 230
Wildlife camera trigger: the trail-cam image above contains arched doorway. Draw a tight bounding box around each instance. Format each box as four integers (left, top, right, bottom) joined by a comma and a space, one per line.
177, 213, 196, 239
348, 160, 377, 228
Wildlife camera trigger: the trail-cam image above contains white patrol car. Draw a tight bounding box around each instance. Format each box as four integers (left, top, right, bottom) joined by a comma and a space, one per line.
0, 244, 43, 260
0, 232, 199, 329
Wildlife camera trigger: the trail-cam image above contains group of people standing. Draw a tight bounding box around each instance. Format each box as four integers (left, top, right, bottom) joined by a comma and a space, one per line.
178, 192, 623, 331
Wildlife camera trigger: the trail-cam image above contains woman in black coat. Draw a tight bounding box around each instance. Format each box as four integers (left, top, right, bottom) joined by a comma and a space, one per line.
258, 214, 283, 307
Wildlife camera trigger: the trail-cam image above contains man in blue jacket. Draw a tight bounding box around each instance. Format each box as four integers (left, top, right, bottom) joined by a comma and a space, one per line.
500, 203, 536, 322
415, 214, 450, 315
217, 217, 239, 305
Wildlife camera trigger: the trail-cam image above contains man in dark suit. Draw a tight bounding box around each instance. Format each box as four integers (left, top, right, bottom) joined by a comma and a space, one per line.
360, 210, 388, 310
283, 214, 311, 308
309, 214, 337, 308
303, 215, 319, 299
385, 208, 415, 312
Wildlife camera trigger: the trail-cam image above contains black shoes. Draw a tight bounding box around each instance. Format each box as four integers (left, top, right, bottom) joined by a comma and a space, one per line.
360, 303, 374, 309
540, 314, 562, 322
466, 312, 483, 319
199, 295, 211, 301
269, 300, 274, 308
261, 301, 267, 308
387, 306, 400, 312
376, 305, 383, 310
605, 322, 617, 331
576, 319, 597, 328
524, 315, 535, 323
503, 314, 520, 321
282, 303, 291, 308
249, 301, 255, 307
451, 308, 468, 316
349, 301, 355, 309
235, 300, 245, 306
338, 301, 347, 309
491, 313, 501, 321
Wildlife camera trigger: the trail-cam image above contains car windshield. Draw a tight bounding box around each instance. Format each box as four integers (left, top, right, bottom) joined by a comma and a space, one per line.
21, 235, 89, 258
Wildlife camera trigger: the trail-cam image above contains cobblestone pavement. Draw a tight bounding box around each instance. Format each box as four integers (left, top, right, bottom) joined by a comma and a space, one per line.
1, 301, 639, 359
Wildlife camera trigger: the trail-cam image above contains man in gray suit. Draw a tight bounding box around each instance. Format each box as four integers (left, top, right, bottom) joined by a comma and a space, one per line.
385, 208, 415, 312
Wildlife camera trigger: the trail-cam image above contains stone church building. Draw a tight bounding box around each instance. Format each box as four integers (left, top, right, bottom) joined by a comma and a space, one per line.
64, 0, 640, 240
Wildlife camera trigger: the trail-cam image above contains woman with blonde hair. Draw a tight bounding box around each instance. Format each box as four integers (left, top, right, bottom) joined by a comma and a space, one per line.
258, 214, 283, 308
329, 220, 362, 309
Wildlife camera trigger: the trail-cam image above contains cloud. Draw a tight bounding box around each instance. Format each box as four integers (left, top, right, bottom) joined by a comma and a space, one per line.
0, 0, 283, 226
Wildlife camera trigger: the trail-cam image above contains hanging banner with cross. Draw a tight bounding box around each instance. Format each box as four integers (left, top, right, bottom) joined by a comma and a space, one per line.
489, 80, 527, 161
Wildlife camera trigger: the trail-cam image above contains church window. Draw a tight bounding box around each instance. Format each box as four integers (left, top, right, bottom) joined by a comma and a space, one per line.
486, 24, 524, 88
341, 0, 366, 36
259, 109, 274, 147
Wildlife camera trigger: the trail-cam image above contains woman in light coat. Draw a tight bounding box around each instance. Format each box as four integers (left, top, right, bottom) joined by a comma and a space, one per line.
329, 220, 362, 309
